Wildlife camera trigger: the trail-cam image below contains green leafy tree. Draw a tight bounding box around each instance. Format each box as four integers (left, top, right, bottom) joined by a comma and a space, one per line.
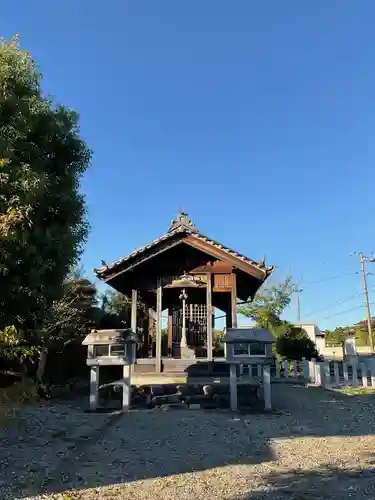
0, 36, 91, 333
276, 326, 319, 360
36, 270, 97, 381
238, 277, 294, 332
324, 327, 347, 347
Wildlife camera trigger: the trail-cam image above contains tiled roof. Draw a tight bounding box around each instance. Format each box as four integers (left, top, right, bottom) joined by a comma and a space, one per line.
94, 212, 273, 279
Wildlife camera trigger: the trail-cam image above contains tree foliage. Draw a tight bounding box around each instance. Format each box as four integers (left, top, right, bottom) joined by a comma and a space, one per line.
41, 270, 97, 348
238, 277, 294, 331
276, 326, 319, 360
0, 36, 91, 331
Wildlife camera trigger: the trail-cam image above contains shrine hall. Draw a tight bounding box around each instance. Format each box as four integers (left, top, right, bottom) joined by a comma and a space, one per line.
94, 212, 273, 374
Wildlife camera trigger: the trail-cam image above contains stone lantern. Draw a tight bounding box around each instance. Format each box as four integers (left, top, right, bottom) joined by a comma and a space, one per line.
223, 327, 275, 410
82, 328, 139, 411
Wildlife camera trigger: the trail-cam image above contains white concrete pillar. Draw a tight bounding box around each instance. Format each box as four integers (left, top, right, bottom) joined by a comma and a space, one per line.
361, 364, 368, 388
275, 360, 280, 379
333, 362, 340, 387
302, 358, 309, 381
122, 364, 131, 411
370, 360, 375, 388
229, 364, 237, 411
343, 362, 349, 384
323, 362, 331, 389
90, 366, 99, 410
283, 360, 289, 378
257, 364, 262, 378
293, 360, 298, 378
263, 365, 272, 410
351, 361, 358, 386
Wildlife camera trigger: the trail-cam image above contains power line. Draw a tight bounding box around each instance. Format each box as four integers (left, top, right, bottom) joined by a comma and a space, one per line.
303, 292, 364, 318
302, 272, 357, 287
320, 303, 369, 321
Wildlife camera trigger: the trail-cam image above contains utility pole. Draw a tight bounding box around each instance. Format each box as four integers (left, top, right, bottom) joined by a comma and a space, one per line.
292, 279, 303, 324
359, 252, 375, 352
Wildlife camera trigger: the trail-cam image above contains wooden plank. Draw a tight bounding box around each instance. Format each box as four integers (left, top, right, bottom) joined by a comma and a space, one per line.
190, 260, 233, 274
156, 278, 162, 373
231, 272, 238, 328
206, 273, 213, 363
213, 274, 233, 292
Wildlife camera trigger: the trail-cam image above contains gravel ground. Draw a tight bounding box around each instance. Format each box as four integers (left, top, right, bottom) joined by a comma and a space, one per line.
1, 385, 375, 500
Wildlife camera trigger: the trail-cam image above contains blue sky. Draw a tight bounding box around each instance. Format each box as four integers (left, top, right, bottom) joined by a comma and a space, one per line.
2, 1, 375, 330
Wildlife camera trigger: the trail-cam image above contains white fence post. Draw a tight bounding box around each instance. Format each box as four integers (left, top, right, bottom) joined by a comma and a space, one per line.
229, 364, 237, 411
257, 364, 262, 378
90, 366, 99, 410
343, 362, 349, 384
309, 358, 316, 384
370, 360, 375, 387
275, 361, 280, 379
315, 362, 322, 386
323, 362, 331, 389
283, 360, 289, 378
293, 360, 298, 378
263, 365, 272, 410
361, 364, 368, 388
351, 362, 358, 387
333, 362, 340, 387
302, 358, 309, 381
239, 364, 244, 377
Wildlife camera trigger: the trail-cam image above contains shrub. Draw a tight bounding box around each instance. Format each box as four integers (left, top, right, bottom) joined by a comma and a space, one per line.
276, 326, 319, 360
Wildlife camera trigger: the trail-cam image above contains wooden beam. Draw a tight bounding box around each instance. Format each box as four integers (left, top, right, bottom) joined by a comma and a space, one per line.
103, 238, 184, 283
156, 278, 162, 373
206, 273, 213, 362
131, 289, 137, 333
184, 236, 266, 280
231, 272, 238, 328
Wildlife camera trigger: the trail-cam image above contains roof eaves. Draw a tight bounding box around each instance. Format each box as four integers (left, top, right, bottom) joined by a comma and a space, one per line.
94, 227, 273, 280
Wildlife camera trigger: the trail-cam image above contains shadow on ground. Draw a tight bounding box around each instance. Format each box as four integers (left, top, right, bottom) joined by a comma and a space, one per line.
1, 384, 375, 498
231, 460, 375, 499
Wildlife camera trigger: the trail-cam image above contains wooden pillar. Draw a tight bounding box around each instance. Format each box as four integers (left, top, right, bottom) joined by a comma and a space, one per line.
156, 277, 162, 373
231, 272, 238, 328
167, 308, 173, 357
131, 289, 137, 332
206, 273, 213, 362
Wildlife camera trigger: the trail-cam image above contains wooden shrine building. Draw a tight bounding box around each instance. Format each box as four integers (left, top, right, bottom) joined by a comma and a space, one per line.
94, 212, 273, 373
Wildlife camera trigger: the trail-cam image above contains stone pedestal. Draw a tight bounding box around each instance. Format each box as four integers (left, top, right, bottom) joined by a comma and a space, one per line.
180, 345, 196, 360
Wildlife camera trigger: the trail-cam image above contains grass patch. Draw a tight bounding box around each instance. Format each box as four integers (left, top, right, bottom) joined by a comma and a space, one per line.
0, 376, 39, 428
335, 387, 375, 396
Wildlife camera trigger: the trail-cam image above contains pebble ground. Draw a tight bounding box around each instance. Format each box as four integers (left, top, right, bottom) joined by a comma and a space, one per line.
1, 385, 375, 500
